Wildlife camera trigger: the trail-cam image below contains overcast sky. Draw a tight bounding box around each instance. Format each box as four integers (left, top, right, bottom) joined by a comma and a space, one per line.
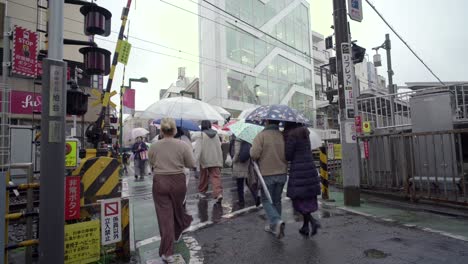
95, 0, 468, 111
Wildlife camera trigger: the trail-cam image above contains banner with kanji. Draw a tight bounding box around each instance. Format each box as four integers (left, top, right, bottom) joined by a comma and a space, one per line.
65, 176, 81, 220
12, 26, 38, 77
123, 88, 135, 115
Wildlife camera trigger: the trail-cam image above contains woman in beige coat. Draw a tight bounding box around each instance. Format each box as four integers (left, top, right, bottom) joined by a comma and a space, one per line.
148, 118, 195, 263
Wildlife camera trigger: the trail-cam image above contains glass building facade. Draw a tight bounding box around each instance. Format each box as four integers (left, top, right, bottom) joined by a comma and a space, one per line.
199, 0, 315, 121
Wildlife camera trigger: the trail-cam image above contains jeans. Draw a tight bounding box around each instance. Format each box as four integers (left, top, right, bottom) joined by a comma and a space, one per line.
261, 174, 287, 226
134, 159, 147, 177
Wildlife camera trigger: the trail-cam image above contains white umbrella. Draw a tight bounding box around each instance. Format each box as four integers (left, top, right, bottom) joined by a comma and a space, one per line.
238, 107, 257, 120
308, 128, 323, 149
131, 127, 149, 139
140, 97, 224, 121
211, 105, 231, 119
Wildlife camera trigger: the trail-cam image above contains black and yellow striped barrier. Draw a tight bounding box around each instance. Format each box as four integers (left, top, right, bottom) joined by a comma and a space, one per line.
319, 146, 329, 200
76, 157, 120, 210
5, 239, 39, 251
116, 199, 130, 261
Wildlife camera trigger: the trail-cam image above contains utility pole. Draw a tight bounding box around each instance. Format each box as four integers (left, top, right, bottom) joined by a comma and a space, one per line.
1, 11, 11, 263
333, 0, 360, 206
385, 34, 394, 94
39, 0, 67, 262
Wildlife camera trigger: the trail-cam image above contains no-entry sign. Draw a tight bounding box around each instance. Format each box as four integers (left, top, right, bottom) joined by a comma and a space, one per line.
100, 198, 122, 245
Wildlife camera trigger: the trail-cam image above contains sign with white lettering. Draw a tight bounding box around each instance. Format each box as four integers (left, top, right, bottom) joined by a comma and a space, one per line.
348, 0, 363, 22
100, 198, 122, 245
341, 43, 355, 119
12, 26, 38, 77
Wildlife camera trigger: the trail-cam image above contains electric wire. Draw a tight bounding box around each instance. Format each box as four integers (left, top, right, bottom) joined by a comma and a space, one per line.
159, 0, 314, 62
364, 0, 445, 85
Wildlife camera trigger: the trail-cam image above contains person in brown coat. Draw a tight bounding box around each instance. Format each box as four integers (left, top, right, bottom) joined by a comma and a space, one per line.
250, 120, 288, 239
148, 118, 195, 263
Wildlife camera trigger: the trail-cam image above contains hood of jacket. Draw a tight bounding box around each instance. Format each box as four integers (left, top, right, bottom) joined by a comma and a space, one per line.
203, 129, 218, 138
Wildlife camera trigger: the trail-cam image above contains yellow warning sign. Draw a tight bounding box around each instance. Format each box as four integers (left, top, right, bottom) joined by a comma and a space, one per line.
334, 144, 342, 160
65, 140, 78, 168
117, 40, 131, 65
363, 121, 371, 134
65, 220, 100, 264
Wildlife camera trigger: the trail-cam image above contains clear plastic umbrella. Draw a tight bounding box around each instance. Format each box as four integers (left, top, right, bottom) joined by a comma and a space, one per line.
211, 105, 231, 119
131, 127, 149, 139
308, 128, 323, 149
140, 97, 224, 121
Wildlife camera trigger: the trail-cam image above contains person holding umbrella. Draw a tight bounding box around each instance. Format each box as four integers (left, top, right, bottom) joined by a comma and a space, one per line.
250, 120, 288, 239
132, 136, 148, 180
194, 120, 224, 203
284, 123, 321, 237
148, 118, 195, 263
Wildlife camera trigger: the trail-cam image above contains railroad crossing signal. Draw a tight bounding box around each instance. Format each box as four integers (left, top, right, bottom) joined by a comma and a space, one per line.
91, 90, 117, 108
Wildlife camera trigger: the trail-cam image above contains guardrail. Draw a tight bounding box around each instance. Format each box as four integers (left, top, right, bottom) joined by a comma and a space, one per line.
358, 129, 468, 205
357, 85, 468, 130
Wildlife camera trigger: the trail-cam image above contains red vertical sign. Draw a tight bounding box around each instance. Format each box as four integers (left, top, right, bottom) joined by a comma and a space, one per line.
354, 115, 362, 134
364, 141, 369, 159
123, 88, 135, 114
65, 176, 81, 220
12, 26, 38, 77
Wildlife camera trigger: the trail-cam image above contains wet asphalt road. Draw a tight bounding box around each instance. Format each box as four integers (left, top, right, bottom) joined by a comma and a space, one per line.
192, 203, 468, 264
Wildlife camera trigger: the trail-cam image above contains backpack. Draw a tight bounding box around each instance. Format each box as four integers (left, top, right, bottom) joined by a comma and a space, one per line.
239, 141, 251, 163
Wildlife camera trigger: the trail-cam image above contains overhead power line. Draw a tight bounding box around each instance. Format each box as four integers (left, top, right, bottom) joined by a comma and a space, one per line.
159, 0, 315, 62
364, 0, 445, 85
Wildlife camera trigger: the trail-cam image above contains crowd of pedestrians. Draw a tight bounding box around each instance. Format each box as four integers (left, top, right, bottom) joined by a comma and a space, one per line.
134, 117, 320, 263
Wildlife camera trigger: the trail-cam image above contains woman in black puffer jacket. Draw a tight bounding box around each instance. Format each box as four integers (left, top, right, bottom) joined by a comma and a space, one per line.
284, 123, 321, 237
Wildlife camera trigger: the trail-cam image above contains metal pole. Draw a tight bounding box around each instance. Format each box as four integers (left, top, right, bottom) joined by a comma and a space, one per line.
1, 9, 11, 264
333, 0, 360, 206
39, 0, 67, 262
385, 34, 396, 127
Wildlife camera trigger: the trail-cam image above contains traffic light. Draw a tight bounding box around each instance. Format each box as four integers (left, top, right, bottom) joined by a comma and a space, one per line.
325, 36, 333, 50
329, 57, 337, 75
352, 43, 366, 64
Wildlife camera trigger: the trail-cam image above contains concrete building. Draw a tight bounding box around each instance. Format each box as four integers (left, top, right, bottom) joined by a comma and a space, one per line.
160, 67, 199, 99
0, 0, 108, 135
199, 0, 316, 121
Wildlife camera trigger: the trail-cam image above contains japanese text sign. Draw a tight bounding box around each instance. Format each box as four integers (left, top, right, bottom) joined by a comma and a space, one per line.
355, 116, 362, 134
49, 65, 64, 116
117, 40, 132, 65
65, 220, 100, 264
341, 43, 355, 119
65, 176, 80, 220
334, 144, 342, 160
101, 198, 122, 245
348, 0, 363, 22
12, 26, 38, 77
364, 141, 369, 159
65, 140, 78, 168
363, 121, 371, 134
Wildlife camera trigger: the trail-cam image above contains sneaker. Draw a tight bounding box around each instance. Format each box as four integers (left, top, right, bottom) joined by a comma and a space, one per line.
215, 195, 223, 203
264, 225, 275, 234
161, 254, 175, 263
275, 221, 285, 239
198, 193, 207, 199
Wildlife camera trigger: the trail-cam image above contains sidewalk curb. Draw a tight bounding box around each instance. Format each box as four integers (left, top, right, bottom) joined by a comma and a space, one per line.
320, 200, 468, 243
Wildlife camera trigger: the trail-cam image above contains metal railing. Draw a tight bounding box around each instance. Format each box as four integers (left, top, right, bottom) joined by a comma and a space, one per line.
356, 84, 468, 130
358, 129, 468, 205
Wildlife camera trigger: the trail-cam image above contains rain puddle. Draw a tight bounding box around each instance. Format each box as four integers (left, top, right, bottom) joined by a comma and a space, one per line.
364, 249, 389, 259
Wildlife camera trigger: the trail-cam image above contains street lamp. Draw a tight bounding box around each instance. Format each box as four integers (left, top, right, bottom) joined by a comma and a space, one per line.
120, 77, 148, 151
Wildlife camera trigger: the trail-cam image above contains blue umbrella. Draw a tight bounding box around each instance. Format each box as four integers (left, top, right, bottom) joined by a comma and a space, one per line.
245, 104, 310, 125
153, 119, 200, 131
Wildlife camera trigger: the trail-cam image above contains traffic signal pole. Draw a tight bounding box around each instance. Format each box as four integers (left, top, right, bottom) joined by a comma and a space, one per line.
39, 0, 68, 262
333, 0, 361, 206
